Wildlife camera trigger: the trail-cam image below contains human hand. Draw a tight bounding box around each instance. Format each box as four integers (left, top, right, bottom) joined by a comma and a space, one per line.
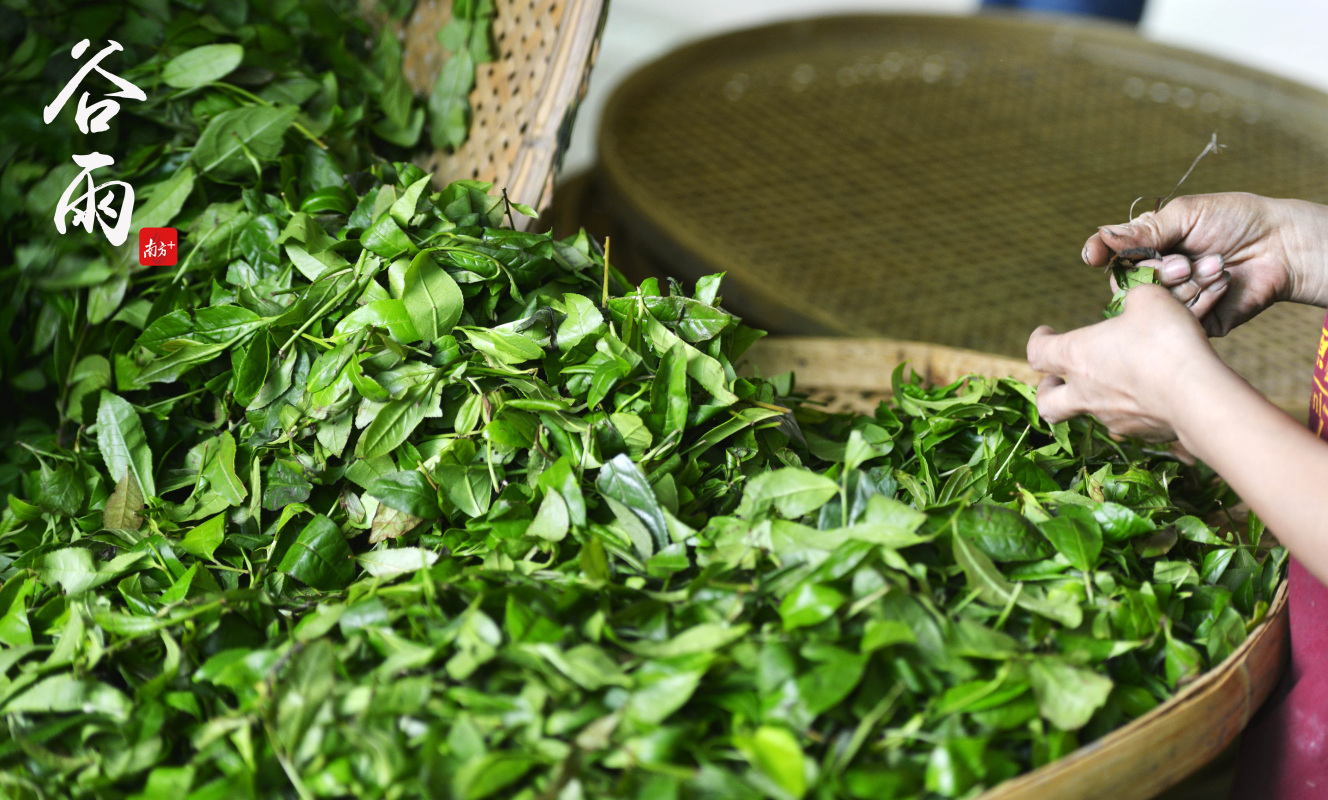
1082, 193, 1328, 336
1027, 285, 1224, 441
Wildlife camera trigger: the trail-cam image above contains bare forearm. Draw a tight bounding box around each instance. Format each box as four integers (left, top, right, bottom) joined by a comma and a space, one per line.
1170, 359, 1328, 582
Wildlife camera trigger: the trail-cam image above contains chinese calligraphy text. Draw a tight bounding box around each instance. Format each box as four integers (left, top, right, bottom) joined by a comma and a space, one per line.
45, 39, 145, 246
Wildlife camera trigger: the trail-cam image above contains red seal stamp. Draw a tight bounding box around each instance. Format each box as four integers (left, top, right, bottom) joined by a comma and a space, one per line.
138, 227, 177, 266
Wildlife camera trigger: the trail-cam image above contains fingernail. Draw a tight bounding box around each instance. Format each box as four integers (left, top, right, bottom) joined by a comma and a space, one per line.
1159, 261, 1189, 282
1100, 225, 1128, 237
1081, 244, 1090, 264
1196, 254, 1225, 278
1211, 270, 1231, 290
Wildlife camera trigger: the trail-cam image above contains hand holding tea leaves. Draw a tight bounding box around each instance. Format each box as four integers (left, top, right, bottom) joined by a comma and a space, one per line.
1085, 193, 1328, 336
1034, 184, 1328, 585
1029, 285, 1216, 440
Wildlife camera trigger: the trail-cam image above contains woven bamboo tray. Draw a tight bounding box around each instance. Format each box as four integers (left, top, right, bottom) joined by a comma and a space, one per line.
364, 0, 608, 226
740, 335, 1290, 800
595, 13, 1328, 421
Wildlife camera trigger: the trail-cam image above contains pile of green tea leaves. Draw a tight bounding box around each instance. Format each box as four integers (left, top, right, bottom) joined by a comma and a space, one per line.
0, 0, 489, 303
0, 165, 1289, 800
0, 6, 1286, 800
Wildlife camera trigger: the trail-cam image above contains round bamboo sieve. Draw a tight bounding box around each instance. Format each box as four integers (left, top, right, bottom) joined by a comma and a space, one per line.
595, 13, 1328, 421
362, 0, 608, 226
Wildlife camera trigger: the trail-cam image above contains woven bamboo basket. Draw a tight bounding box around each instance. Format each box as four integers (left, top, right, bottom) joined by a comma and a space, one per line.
593, 13, 1328, 422
739, 335, 1290, 800
363, 0, 609, 227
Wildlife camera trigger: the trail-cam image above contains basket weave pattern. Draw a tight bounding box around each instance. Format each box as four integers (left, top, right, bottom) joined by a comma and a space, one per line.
596, 14, 1328, 417
371, 0, 607, 222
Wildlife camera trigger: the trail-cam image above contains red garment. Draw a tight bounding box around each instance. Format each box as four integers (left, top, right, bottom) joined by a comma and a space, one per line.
1228, 313, 1328, 798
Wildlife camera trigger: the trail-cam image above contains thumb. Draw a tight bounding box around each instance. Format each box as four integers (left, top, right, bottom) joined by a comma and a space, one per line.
1098, 197, 1198, 255
1026, 325, 1069, 375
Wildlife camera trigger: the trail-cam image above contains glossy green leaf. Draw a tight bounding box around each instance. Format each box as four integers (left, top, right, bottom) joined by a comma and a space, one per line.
3, 675, 131, 722
276, 515, 354, 591
180, 514, 225, 560
781, 582, 845, 630
133, 165, 197, 230
957, 504, 1052, 562
460, 326, 544, 364
334, 299, 421, 343
368, 470, 442, 518
97, 391, 156, 497
1038, 509, 1103, 573
162, 43, 244, 88
103, 473, 145, 531
192, 105, 298, 181
201, 432, 247, 506
402, 252, 464, 340
954, 534, 1083, 628
737, 467, 839, 519
596, 454, 670, 551
357, 547, 440, 578
356, 387, 433, 458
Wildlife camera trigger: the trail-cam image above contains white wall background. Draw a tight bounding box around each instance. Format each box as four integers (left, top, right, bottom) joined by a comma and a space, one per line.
562, 0, 1328, 175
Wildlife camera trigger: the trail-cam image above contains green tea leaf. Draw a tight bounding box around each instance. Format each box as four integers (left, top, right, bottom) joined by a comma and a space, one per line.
357, 388, 433, 458
276, 515, 354, 591
133, 165, 196, 230
957, 504, 1053, 562
596, 454, 670, 551
781, 583, 844, 630
737, 467, 839, 519
263, 459, 312, 510
460, 326, 544, 364
428, 50, 476, 150
103, 474, 144, 531
954, 534, 1082, 628
3, 675, 131, 722
368, 470, 442, 518
402, 252, 464, 340
735, 726, 807, 799
1038, 510, 1103, 573
357, 547, 440, 578
1028, 657, 1114, 731
201, 432, 247, 506
162, 43, 244, 88
192, 105, 299, 181
180, 514, 225, 560
97, 391, 156, 497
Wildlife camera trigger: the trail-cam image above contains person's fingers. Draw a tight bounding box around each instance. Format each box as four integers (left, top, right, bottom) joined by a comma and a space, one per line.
1187, 271, 1230, 320
1204, 298, 1237, 337
1191, 254, 1226, 288
1120, 282, 1174, 312
1152, 254, 1193, 287
1026, 325, 1069, 375
1035, 374, 1078, 424
1097, 199, 1198, 257
1170, 277, 1201, 307
1083, 233, 1115, 267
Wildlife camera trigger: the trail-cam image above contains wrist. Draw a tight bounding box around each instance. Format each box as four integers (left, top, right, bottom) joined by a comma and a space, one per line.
1272, 199, 1328, 307
1165, 352, 1252, 456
